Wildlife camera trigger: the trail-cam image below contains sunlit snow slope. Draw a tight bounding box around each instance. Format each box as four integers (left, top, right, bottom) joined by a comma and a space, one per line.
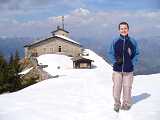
0, 49, 160, 120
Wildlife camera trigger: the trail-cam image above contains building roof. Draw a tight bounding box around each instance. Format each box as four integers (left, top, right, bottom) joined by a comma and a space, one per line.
24, 35, 81, 48
54, 34, 80, 45
71, 56, 94, 62
51, 28, 69, 34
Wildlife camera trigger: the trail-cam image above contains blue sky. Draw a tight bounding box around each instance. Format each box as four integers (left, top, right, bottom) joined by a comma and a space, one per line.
1, 0, 159, 21
0, 0, 160, 38
83, 0, 159, 10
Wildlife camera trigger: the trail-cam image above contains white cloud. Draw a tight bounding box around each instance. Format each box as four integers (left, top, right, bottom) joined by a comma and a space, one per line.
0, 0, 84, 12
0, 8, 160, 39
71, 8, 90, 16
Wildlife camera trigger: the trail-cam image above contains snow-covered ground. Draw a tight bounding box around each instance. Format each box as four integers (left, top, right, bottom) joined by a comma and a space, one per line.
0, 49, 160, 120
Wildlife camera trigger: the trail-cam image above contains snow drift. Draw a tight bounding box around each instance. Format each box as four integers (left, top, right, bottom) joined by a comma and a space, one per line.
0, 49, 160, 120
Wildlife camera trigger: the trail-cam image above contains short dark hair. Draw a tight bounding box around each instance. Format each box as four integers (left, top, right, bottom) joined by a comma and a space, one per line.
118, 22, 129, 30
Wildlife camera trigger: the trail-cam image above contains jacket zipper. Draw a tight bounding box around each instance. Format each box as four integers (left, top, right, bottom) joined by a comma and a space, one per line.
122, 36, 125, 73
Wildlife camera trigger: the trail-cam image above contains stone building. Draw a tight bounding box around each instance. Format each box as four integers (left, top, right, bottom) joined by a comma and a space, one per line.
24, 26, 83, 58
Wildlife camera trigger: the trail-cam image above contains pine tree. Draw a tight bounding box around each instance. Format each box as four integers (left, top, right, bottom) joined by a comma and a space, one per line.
0, 49, 38, 94
0, 52, 8, 93
6, 53, 16, 92
0, 50, 26, 93
9, 50, 22, 92
9, 53, 14, 65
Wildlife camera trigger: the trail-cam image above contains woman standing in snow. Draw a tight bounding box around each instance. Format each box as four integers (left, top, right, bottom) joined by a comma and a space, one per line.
108, 22, 140, 112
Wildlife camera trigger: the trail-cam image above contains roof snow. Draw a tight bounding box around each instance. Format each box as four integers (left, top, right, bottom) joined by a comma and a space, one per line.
24, 35, 80, 47
54, 34, 80, 45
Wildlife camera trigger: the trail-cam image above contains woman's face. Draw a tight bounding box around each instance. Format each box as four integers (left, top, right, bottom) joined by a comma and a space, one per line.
119, 24, 129, 36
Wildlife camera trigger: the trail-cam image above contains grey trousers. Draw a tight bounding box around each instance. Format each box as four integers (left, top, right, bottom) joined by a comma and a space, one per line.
112, 71, 133, 106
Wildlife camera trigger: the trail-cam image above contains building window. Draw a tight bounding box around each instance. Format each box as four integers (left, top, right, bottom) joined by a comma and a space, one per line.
58, 46, 61, 52
31, 52, 38, 57
32, 49, 38, 57
43, 48, 46, 54
50, 48, 53, 53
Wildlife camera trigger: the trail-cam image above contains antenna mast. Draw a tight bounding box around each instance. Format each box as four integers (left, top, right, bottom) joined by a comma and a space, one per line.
62, 16, 64, 30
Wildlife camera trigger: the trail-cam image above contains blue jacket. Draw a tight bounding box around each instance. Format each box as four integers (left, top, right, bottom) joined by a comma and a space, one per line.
108, 35, 140, 72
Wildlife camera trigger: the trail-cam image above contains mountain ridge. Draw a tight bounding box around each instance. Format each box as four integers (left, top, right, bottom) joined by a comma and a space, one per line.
0, 36, 160, 74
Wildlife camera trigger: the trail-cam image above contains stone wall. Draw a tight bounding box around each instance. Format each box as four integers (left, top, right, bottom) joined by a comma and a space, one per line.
25, 37, 82, 58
